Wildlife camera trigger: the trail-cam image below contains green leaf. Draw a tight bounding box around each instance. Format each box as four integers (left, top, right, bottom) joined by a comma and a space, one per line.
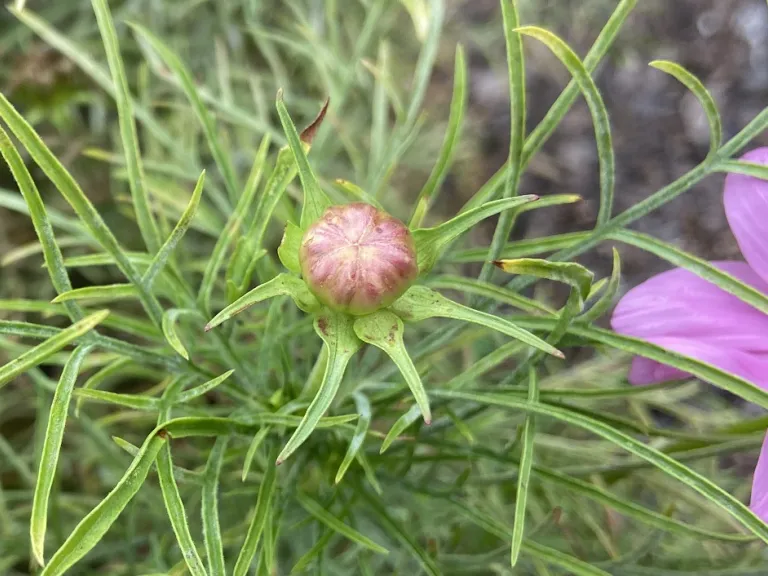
142, 171, 205, 288
510, 367, 537, 567
449, 231, 590, 263
156, 414, 357, 439
516, 26, 614, 226
0, 92, 163, 325
380, 403, 422, 453
74, 388, 161, 411
390, 285, 563, 358
0, 126, 82, 322
335, 392, 372, 485
433, 389, 768, 544
475, 0, 526, 287
412, 195, 538, 273
226, 146, 298, 300
715, 158, 768, 180
609, 229, 768, 315
162, 309, 201, 361
205, 274, 320, 331
0, 310, 109, 389
91, 0, 161, 253
30, 344, 93, 566
198, 135, 271, 311
277, 221, 303, 274
409, 44, 467, 228
76, 356, 130, 416
275, 94, 331, 228
425, 275, 554, 315
531, 462, 756, 542
242, 428, 270, 482
40, 430, 167, 576
579, 247, 621, 323
650, 60, 722, 157
202, 437, 227, 576
353, 310, 431, 423
176, 370, 235, 404
112, 436, 202, 485
450, 499, 610, 576
296, 492, 388, 554
356, 484, 441, 576
233, 447, 278, 576
51, 284, 138, 304
276, 312, 361, 464
156, 443, 207, 576
494, 258, 594, 304
9, 6, 181, 160
129, 22, 239, 204
516, 315, 768, 410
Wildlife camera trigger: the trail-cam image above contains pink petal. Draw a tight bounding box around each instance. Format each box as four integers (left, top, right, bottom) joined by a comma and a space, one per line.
611, 262, 768, 352
750, 431, 768, 522
724, 147, 768, 284
624, 336, 768, 389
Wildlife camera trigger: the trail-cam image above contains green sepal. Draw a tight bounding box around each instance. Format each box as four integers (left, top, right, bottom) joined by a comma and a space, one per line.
390, 285, 563, 359
278, 221, 303, 274
412, 195, 538, 273
353, 310, 431, 424
205, 274, 321, 331
276, 311, 361, 464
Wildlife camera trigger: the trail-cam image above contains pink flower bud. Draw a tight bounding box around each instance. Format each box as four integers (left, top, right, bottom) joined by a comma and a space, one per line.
299, 203, 419, 315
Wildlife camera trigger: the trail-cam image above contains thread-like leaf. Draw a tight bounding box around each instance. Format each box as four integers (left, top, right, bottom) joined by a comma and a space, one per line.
390, 285, 563, 358
353, 311, 431, 423
275, 94, 331, 228
74, 388, 161, 411
91, 0, 161, 253
609, 229, 768, 315
233, 447, 278, 576
0, 126, 82, 321
426, 275, 554, 315
30, 345, 93, 566
516, 26, 614, 226
143, 171, 205, 288
176, 370, 234, 404
510, 367, 537, 566
199, 135, 271, 310
335, 392, 372, 484
0, 92, 163, 325
276, 312, 361, 464
494, 258, 594, 305
579, 247, 621, 323
296, 492, 389, 554
41, 430, 168, 576
202, 438, 228, 576
52, 284, 138, 304
412, 195, 538, 273
205, 274, 320, 331
409, 44, 467, 228
450, 231, 590, 263
0, 310, 109, 389
434, 389, 768, 544
129, 22, 239, 204
242, 428, 271, 482
650, 60, 722, 157
162, 309, 201, 361
380, 404, 422, 453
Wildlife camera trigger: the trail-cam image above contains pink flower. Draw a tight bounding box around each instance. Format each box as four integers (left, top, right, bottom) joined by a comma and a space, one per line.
611, 147, 768, 521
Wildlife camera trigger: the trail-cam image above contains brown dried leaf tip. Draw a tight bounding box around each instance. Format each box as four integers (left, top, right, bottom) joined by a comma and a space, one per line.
300, 97, 330, 144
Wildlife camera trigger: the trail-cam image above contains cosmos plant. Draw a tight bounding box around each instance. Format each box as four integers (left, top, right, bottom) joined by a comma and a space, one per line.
205, 94, 566, 465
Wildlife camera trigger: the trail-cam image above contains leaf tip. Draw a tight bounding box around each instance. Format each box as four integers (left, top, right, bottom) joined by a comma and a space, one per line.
300, 98, 330, 145
553, 349, 565, 360
276, 87, 284, 102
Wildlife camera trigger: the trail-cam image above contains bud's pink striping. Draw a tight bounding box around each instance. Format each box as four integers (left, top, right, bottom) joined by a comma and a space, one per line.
299, 203, 418, 315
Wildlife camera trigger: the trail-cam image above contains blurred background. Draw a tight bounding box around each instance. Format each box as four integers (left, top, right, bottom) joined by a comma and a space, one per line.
0, 0, 766, 308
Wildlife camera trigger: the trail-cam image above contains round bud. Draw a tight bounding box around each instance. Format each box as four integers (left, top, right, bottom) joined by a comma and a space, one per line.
299, 203, 419, 315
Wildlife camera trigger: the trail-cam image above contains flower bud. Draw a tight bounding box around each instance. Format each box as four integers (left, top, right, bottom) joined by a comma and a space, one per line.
299, 203, 418, 315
